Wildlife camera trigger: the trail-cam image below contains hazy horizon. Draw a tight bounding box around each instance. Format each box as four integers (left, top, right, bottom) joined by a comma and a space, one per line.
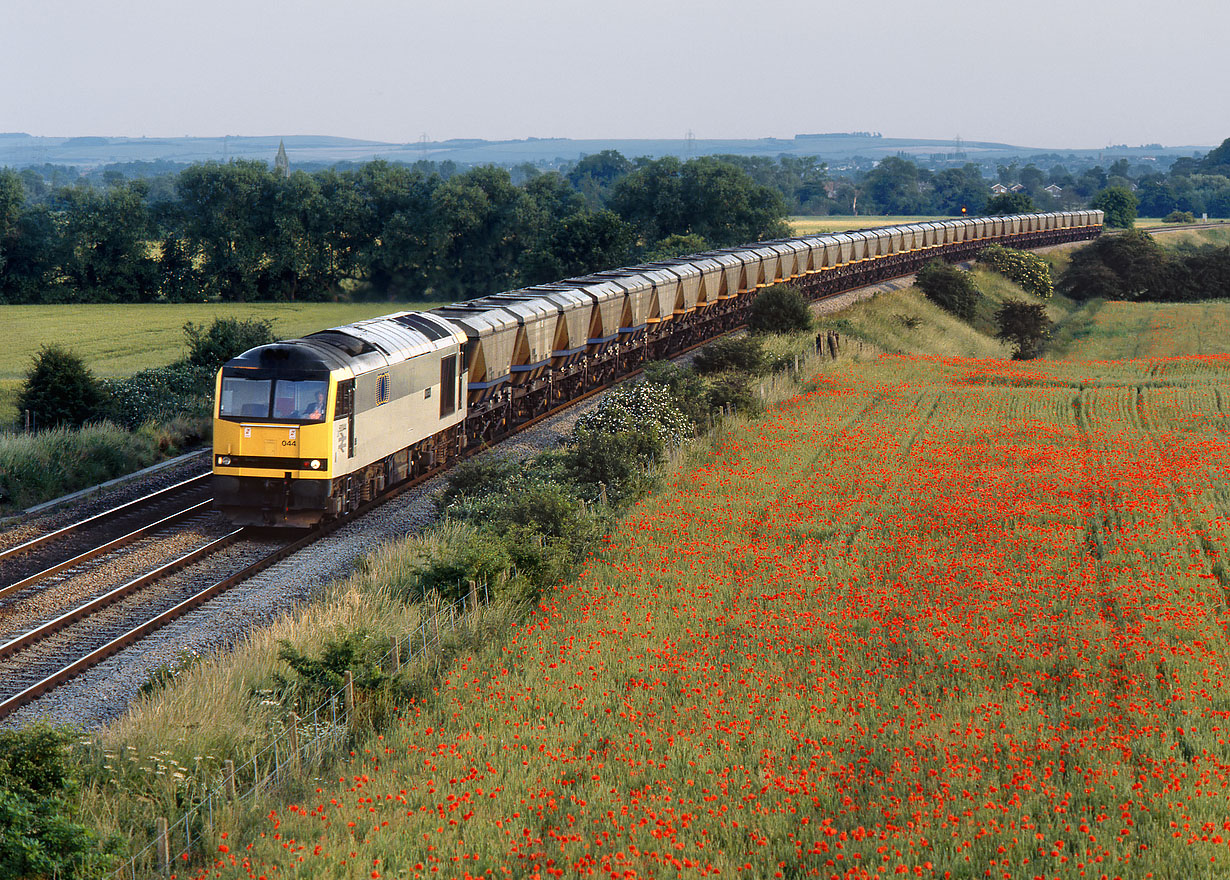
3, 0, 1227, 150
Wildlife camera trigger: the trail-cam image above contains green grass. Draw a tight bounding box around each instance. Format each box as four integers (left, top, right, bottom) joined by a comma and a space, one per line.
0, 302, 439, 382
816, 251, 1080, 360
1149, 225, 1230, 249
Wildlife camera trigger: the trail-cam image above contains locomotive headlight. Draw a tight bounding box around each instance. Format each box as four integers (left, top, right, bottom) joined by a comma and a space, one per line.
217, 455, 232, 466
304, 459, 322, 470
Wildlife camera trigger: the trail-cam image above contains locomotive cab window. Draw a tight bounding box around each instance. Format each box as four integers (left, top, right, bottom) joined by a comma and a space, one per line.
219, 377, 272, 419
272, 379, 330, 421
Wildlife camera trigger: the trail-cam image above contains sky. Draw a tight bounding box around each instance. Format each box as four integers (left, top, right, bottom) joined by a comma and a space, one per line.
2, 0, 1227, 150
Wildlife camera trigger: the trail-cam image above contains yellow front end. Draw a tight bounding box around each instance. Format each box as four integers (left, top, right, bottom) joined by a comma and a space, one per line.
211, 370, 337, 527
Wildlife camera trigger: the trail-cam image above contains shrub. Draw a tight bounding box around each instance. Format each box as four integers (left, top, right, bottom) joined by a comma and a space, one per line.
706, 372, 761, 417
100, 363, 215, 429
182, 316, 276, 370
692, 335, 767, 376
748, 284, 814, 335
573, 380, 693, 447
566, 422, 663, 505
994, 299, 1052, 359
1163, 210, 1196, 224
276, 629, 390, 702
978, 244, 1054, 298
916, 260, 981, 321
641, 362, 709, 432
16, 345, 107, 431
0, 724, 111, 879
435, 457, 520, 512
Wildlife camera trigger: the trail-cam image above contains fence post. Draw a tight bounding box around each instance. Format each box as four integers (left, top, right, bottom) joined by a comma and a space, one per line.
224, 759, 236, 801
391, 636, 401, 672
155, 816, 170, 875
288, 713, 300, 770
468, 580, 478, 615
598, 482, 608, 505
344, 670, 354, 714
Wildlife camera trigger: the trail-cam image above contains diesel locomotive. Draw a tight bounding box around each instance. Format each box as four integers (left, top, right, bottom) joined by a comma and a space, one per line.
212, 211, 1103, 526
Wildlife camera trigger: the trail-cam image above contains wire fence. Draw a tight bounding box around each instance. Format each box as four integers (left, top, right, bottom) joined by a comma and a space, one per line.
110, 582, 491, 879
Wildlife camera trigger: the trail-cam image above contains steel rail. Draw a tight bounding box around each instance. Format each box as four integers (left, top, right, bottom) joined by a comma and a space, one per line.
0, 500, 215, 601
0, 526, 323, 721
0, 473, 212, 564
0, 528, 244, 664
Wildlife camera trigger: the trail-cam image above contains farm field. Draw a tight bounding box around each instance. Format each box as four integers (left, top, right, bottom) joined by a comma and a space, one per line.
0, 301, 436, 382
1049, 300, 1230, 360
789, 216, 950, 235
189, 352, 1230, 879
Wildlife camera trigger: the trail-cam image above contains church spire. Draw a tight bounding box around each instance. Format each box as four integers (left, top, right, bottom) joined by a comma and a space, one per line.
274, 139, 289, 178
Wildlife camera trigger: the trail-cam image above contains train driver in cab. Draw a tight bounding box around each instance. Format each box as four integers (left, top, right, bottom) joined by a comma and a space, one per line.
305, 390, 327, 421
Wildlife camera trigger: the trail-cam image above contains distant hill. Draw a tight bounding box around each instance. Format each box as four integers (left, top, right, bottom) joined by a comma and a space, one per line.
0, 132, 1210, 170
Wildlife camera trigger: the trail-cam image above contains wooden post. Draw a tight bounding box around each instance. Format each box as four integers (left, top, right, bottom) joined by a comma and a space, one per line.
598, 483, 608, 505
468, 580, 478, 614
343, 670, 354, 714
391, 636, 401, 672
224, 759, 236, 800
155, 816, 170, 875
288, 713, 300, 769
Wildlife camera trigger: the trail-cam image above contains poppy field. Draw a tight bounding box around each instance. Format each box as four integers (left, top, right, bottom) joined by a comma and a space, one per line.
194, 353, 1230, 880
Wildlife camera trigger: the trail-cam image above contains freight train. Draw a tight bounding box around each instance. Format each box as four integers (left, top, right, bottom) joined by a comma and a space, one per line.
212, 210, 1103, 526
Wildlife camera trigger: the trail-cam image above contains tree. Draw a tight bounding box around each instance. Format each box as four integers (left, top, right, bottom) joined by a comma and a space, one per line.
931, 164, 988, 215
17, 346, 107, 430
182, 317, 277, 370
1058, 231, 1168, 300
916, 260, 980, 321
985, 192, 1036, 215
568, 150, 633, 206
748, 284, 814, 335
1091, 186, 1139, 228
175, 160, 277, 301
995, 299, 1051, 359
860, 156, 929, 215
53, 181, 158, 302
610, 156, 788, 251
1197, 137, 1230, 177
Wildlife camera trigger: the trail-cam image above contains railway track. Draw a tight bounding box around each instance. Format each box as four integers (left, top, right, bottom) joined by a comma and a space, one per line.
0, 473, 213, 590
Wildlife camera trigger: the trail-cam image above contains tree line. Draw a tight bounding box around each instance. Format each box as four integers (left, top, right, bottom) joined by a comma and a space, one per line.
4, 137, 1228, 305
0, 156, 788, 305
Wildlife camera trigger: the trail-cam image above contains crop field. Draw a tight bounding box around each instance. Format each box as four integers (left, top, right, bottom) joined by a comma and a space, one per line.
1049, 300, 1230, 360
790, 216, 950, 235
191, 353, 1230, 879
0, 301, 436, 382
